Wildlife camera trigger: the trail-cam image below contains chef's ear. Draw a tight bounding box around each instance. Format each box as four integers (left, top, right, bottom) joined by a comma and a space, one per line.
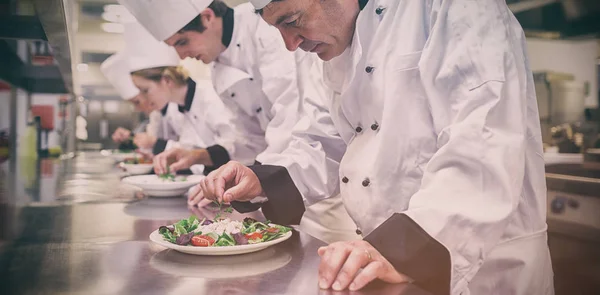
200, 7, 217, 29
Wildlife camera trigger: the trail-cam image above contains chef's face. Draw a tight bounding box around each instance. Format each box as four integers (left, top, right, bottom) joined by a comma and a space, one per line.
128, 94, 154, 115
164, 9, 225, 64
131, 75, 170, 111
260, 0, 358, 61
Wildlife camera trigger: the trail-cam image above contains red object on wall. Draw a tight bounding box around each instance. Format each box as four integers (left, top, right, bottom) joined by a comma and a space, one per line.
0, 80, 10, 91
31, 105, 55, 130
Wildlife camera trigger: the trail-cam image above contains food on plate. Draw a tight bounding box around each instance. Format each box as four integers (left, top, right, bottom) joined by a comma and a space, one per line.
123, 157, 152, 164
158, 167, 187, 182
158, 216, 291, 247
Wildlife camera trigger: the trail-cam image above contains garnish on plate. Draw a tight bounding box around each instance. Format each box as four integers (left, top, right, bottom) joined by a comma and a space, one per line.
157, 216, 291, 247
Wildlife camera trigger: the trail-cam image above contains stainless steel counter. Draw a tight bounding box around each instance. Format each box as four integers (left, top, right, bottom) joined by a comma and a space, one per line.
0, 153, 431, 295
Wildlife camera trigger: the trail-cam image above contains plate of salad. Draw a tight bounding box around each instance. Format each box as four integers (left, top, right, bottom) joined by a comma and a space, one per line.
121, 157, 153, 175
121, 174, 203, 197
149, 216, 293, 255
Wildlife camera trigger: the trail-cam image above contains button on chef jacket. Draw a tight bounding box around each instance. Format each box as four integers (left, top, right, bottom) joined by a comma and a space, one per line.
244, 0, 554, 294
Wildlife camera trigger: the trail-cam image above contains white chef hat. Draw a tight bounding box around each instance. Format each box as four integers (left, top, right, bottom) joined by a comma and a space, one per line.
124, 21, 181, 72
100, 51, 139, 100
117, 0, 213, 42
250, 0, 272, 9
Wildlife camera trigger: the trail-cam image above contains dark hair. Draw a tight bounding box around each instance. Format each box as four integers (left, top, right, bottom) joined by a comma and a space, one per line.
179, 0, 230, 33
255, 0, 284, 15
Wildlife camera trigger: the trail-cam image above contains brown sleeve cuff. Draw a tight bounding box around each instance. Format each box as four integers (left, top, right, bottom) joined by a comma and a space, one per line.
364, 213, 451, 295
152, 139, 168, 155
246, 164, 305, 225
203, 144, 231, 175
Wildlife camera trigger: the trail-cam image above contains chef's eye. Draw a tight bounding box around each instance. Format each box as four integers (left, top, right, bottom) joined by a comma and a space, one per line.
285, 18, 299, 27
175, 38, 188, 47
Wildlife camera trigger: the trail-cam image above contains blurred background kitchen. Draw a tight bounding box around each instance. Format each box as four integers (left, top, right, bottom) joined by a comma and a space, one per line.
0, 0, 600, 294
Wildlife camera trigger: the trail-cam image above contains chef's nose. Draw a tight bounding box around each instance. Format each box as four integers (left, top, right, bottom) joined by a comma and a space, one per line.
174, 47, 188, 59
280, 29, 302, 52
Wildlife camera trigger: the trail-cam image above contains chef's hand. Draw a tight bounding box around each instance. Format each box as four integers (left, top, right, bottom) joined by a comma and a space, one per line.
318, 240, 412, 291
133, 133, 157, 149
112, 127, 131, 143
153, 148, 207, 175
189, 161, 264, 206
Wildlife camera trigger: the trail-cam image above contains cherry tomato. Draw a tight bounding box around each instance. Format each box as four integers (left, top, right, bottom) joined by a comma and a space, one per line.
244, 232, 263, 240
191, 235, 215, 247
265, 227, 279, 233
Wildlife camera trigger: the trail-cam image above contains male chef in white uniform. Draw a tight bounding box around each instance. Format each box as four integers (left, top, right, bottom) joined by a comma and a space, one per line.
118, 0, 358, 243
196, 0, 555, 294
100, 51, 182, 153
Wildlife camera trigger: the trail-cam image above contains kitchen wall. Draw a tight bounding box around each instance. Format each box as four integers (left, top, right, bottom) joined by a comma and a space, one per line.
526, 38, 599, 107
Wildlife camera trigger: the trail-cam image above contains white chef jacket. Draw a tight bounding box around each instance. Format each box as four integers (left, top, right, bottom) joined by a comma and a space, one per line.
158, 103, 184, 142
161, 79, 256, 174
211, 3, 301, 161
213, 3, 357, 243
256, 0, 554, 294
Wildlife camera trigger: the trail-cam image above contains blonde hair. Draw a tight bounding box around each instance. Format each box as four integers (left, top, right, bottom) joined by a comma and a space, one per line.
131, 66, 189, 86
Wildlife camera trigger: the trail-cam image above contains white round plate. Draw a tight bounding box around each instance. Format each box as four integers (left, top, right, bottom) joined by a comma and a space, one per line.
122, 163, 154, 175
149, 230, 293, 256
149, 247, 292, 278
121, 174, 203, 197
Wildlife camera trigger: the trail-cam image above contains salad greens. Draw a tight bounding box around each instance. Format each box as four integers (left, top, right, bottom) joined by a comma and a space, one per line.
158, 166, 187, 182
157, 216, 292, 247
213, 200, 234, 221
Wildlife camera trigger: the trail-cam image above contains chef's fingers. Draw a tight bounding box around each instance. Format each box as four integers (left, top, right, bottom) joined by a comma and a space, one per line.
153, 154, 164, 175
155, 152, 169, 175
197, 197, 213, 208
318, 243, 351, 289
318, 246, 328, 257
348, 260, 384, 291
222, 177, 256, 203
210, 164, 241, 202
189, 189, 205, 206
188, 184, 201, 201
332, 248, 371, 291
188, 183, 206, 206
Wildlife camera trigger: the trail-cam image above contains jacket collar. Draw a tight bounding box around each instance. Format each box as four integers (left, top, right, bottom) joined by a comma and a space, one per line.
160, 103, 169, 115
221, 6, 234, 48
359, 0, 369, 10
178, 78, 196, 113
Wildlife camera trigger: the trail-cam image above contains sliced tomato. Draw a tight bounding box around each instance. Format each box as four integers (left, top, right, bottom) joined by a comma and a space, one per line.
244, 232, 263, 240
191, 235, 215, 247
265, 227, 279, 233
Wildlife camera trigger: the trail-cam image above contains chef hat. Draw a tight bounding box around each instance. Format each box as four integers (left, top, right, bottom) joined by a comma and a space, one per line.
118, 0, 213, 42
250, 0, 272, 9
100, 51, 139, 100
124, 21, 181, 72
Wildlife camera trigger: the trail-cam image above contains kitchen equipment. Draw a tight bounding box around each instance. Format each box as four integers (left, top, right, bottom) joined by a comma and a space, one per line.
534, 72, 587, 145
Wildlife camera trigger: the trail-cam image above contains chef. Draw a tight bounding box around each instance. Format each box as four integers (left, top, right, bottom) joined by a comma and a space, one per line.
196, 0, 555, 294
118, 0, 358, 243
101, 51, 183, 153
125, 21, 262, 175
